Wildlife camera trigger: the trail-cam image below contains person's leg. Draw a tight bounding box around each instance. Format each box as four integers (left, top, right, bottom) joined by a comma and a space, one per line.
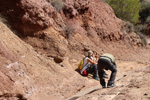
107, 63, 117, 87
91, 64, 98, 77
98, 59, 117, 88
98, 59, 107, 88
103, 70, 108, 78
98, 69, 106, 88
86, 64, 98, 76
86, 66, 92, 74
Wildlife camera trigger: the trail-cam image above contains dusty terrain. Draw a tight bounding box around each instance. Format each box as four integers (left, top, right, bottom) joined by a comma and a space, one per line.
67, 61, 150, 100
1, 20, 150, 100
0, 0, 150, 100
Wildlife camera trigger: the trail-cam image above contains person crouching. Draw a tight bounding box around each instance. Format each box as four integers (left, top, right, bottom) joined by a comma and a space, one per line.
98, 53, 117, 88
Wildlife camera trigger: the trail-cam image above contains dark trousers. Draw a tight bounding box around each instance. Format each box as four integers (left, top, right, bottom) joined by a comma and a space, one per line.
98, 59, 117, 86
86, 64, 98, 77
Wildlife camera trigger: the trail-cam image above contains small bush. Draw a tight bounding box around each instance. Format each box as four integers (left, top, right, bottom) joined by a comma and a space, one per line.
51, 0, 64, 12
124, 21, 134, 33
65, 24, 74, 39
134, 24, 146, 33
137, 32, 147, 45
140, 1, 150, 11
146, 16, 150, 23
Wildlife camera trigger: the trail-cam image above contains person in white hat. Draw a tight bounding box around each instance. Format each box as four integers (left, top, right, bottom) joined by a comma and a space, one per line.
81, 50, 99, 80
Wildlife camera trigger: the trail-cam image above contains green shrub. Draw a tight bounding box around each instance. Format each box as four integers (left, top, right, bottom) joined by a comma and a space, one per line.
106, 0, 141, 23
140, 1, 150, 11
51, 0, 64, 12
139, 1, 150, 22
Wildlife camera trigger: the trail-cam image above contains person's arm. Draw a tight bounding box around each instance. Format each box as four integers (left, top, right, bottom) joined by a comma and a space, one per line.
113, 61, 117, 67
95, 54, 99, 63
87, 58, 97, 64
112, 58, 117, 67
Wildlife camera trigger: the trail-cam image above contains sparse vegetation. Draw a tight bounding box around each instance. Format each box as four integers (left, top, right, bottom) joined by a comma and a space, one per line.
137, 32, 147, 45
135, 0, 150, 36
139, 1, 150, 23
134, 24, 146, 33
146, 16, 150, 23
51, 0, 64, 12
106, 0, 141, 23
65, 24, 74, 39
124, 21, 134, 33
104, 0, 150, 45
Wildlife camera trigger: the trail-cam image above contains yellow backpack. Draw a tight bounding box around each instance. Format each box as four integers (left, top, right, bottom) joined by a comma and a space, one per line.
78, 59, 84, 70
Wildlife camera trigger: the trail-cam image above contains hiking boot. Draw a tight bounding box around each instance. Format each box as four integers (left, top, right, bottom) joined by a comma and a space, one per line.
102, 85, 106, 88
107, 84, 116, 88
93, 76, 99, 81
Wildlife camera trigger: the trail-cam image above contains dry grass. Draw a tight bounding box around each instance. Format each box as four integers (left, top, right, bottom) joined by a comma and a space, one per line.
51, 0, 64, 12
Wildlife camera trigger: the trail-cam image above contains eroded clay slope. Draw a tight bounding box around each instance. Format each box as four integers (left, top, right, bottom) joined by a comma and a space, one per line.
0, 21, 99, 100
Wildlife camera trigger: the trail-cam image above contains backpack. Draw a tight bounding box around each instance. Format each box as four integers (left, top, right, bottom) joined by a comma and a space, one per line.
78, 59, 84, 70
78, 58, 88, 76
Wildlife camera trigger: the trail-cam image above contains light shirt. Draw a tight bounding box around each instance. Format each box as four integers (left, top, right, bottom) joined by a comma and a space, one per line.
100, 53, 116, 64
80, 56, 93, 74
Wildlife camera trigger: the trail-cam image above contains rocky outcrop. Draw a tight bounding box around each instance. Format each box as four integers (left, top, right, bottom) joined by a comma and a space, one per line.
0, 0, 64, 36
63, 0, 123, 40
0, 0, 125, 61
0, 0, 143, 60
0, 0, 149, 100
0, 21, 98, 100
23, 27, 68, 62
0, 0, 123, 39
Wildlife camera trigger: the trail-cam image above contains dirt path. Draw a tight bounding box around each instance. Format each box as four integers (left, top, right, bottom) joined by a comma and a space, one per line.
66, 61, 150, 100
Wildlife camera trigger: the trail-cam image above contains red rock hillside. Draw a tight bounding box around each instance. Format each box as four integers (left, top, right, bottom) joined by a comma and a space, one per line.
0, 0, 150, 100
0, 21, 100, 100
